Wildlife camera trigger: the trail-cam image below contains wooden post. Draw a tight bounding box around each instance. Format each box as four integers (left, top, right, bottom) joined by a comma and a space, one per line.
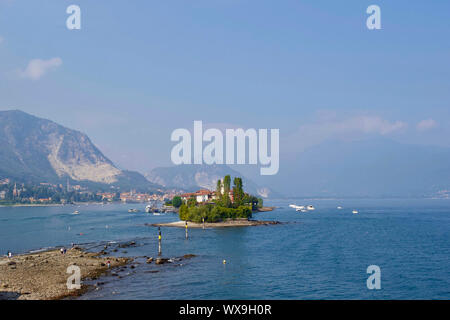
158, 227, 162, 256
185, 221, 188, 239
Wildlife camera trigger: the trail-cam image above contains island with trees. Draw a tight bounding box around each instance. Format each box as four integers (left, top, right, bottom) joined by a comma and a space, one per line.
154, 175, 277, 228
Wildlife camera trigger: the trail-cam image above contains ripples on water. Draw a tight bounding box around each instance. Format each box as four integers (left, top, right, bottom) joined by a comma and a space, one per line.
1, 199, 449, 299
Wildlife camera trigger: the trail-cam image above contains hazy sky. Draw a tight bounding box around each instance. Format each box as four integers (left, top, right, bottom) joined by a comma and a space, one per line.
1, 0, 449, 178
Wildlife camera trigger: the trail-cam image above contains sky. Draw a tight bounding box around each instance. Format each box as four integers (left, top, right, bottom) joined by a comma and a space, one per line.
1, 0, 449, 183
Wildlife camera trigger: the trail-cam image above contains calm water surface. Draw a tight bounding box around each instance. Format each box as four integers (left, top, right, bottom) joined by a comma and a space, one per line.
1, 199, 449, 299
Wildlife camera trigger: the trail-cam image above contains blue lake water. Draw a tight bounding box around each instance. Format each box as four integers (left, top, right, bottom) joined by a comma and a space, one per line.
1, 199, 449, 299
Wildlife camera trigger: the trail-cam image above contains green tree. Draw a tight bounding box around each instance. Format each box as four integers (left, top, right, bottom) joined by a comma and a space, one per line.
187, 196, 197, 207
172, 196, 182, 208
233, 177, 244, 207
222, 175, 232, 208
257, 197, 263, 208
179, 204, 189, 220
215, 179, 222, 204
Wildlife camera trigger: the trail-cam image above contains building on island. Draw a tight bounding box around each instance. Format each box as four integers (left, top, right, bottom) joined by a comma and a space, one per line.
180, 189, 234, 204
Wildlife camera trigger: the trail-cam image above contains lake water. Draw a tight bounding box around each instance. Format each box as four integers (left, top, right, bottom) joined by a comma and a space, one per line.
1, 199, 449, 299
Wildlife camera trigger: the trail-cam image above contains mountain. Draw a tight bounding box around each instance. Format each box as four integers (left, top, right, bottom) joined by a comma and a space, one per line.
263, 138, 450, 198
0, 110, 160, 190
146, 164, 276, 198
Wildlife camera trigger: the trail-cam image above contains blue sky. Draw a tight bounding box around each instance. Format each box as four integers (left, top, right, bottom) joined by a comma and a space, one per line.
1, 0, 449, 176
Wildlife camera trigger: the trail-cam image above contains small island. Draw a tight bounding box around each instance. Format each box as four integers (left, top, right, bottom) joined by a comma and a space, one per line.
157, 175, 278, 228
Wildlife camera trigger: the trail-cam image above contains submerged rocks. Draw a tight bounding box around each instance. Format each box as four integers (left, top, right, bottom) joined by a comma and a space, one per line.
118, 241, 136, 249
154, 254, 196, 265
155, 258, 170, 265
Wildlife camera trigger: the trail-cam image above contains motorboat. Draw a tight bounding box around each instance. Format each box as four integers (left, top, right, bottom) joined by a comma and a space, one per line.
306, 205, 315, 211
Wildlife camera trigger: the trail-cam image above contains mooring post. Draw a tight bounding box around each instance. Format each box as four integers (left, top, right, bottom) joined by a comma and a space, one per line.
185, 221, 188, 239
158, 227, 162, 256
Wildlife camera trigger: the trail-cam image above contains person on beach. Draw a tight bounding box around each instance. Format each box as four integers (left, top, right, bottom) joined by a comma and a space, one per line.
7, 251, 12, 258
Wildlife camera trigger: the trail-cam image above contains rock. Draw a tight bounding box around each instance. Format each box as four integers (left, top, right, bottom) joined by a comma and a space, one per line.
118, 241, 136, 249
182, 254, 196, 259
155, 258, 170, 265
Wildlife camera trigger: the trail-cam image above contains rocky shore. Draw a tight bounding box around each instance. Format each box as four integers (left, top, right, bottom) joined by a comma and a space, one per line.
0, 247, 130, 300
149, 219, 280, 228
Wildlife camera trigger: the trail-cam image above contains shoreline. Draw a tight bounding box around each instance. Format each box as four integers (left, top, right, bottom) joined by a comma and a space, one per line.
149, 219, 280, 228
0, 247, 130, 300
256, 206, 275, 212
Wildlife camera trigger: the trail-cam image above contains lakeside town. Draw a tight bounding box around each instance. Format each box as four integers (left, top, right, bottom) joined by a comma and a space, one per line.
0, 177, 180, 205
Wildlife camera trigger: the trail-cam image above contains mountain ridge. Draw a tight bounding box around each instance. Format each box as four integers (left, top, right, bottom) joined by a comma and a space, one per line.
0, 110, 160, 191
146, 164, 276, 198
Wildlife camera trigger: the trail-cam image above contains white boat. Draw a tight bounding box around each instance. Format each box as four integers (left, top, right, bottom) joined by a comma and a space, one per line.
337, 206, 343, 210
72, 210, 79, 215
290, 204, 305, 210
300, 209, 308, 212
352, 210, 358, 214
145, 205, 152, 213
306, 205, 315, 211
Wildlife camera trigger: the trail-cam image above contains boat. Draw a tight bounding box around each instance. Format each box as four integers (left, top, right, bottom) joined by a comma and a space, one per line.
337, 206, 343, 210
128, 208, 139, 213
290, 204, 305, 210
306, 205, 315, 211
145, 205, 160, 214
352, 210, 358, 214
299, 209, 308, 213
72, 210, 79, 215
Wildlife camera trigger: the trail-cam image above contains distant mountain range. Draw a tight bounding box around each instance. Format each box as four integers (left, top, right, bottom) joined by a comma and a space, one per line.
146, 164, 276, 198
0, 110, 160, 191
259, 138, 450, 198
3, 110, 448, 199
